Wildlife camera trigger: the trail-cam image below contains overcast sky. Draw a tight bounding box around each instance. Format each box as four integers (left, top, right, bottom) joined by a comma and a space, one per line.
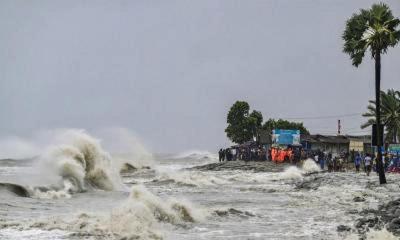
1, 0, 400, 153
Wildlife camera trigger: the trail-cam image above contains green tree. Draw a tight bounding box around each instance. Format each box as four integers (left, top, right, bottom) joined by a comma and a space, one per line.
249, 110, 263, 138
225, 101, 263, 144
262, 119, 310, 135
343, 3, 400, 184
362, 89, 400, 144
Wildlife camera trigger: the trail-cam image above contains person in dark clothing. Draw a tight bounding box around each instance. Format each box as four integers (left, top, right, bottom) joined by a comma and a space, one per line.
355, 153, 361, 172
327, 153, 333, 172
318, 150, 325, 170
218, 149, 223, 162
225, 149, 232, 161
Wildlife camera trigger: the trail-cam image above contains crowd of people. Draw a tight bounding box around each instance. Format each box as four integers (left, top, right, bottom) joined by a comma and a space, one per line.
308, 149, 348, 172
218, 146, 400, 175
306, 150, 400, 175
352, 152, 400, 176
218, 147, 268, 162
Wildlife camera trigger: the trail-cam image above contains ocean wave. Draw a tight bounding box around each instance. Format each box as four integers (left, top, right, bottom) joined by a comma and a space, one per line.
214, 208, 256, 218
345, 228, 398, 240
173, 150, 218, 161
35, 129, 124, 193
3, 129, 154, 198
129, 185, 205, 223
11, 185, 206, 240
277, 159, 321, 181
153, 171, 229, 187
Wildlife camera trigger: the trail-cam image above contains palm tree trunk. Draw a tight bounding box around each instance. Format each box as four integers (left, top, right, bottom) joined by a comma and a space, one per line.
375, 50, 387, 184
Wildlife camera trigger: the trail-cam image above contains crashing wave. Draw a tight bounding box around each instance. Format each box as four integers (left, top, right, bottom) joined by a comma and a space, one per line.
35, 129, 123, 194
0, 182, 30, 197
214, 208, 256, 218
344, 228, 398, 240
302, 158, 322, 174
4, 129, 147, 198
279, 166, 304, 180
153, 171, 229, 187
277, 159, 321, 180
129, 185, 205, 223
16, 185, 205, 239
173, 150, 218, 161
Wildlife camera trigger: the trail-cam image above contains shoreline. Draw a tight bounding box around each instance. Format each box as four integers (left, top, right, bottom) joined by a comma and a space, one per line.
191, 160, 400, 238
189, 160, 291, 172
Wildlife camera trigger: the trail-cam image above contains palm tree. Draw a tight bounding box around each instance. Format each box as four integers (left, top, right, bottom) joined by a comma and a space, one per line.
362, 89, 400, 144
343, 3, 400, 184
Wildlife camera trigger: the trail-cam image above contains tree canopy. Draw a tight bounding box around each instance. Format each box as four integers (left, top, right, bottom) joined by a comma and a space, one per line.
225, 101, 309, 144
262, 118, 310, 135
343, 3, 400, 66
362, 89, 400, 143
225, 101, 263, 144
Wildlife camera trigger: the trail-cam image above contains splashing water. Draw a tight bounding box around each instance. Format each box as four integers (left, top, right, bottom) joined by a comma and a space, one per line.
345, 228, 398, 240
129, 185, 205, 223
36, 129, 124, 193
302, 158, 321, 174
276, 159, 320, 181
279, 166, 304, 180
173, 150, 218, 161
3, 136, 400, 240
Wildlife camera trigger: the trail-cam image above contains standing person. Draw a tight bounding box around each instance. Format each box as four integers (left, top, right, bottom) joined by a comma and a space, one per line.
327, 153, 333, 172
364, 153, 372, 176
319, 151, 325, 170
300, 149, 306, 161
314, 151, 319, 164
354, 153, 362, 172
218, 149, 223, 162
227, 149, 232, 161
267, 148, 271, 161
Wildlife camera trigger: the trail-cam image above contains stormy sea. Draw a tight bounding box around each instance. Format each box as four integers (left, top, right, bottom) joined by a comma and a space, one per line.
1, 129, 400, 240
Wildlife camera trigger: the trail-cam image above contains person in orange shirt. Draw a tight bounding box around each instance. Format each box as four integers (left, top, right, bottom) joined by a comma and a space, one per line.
279, 149, 285, 162
270, 148, 274, 161
287, 149, 293, 163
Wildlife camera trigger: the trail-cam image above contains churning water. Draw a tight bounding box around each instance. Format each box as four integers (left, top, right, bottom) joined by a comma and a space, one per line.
0, 130, 400, 239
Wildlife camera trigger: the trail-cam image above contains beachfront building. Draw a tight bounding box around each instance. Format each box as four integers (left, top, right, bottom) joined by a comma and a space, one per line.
301, 135, 349, 154
301, 134, 372, 155
347, 135, 373, 154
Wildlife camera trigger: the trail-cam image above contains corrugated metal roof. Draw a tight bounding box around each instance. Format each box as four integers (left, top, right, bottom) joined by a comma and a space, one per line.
300, 134, 361, 144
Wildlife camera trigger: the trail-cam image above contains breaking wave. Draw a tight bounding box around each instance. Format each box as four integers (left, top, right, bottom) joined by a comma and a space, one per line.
154, 171, 229, 187
302, 158, 322, 174
17, 185, 205, 240
34, 129, 124, 194
279, 166, 304, 180
173, 150, 217, 161
4, 129, 153, 198
345, 228, 398, 240
128, 185, 205, 223
278, 159, 321, 180
0, 183, 30, 197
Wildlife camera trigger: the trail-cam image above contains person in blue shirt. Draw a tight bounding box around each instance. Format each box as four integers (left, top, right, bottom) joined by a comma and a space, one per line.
354, 153, 362, 172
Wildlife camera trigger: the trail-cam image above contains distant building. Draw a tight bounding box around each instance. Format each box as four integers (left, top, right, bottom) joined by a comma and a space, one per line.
301, 134, 372, 154
347, 135, 373, 154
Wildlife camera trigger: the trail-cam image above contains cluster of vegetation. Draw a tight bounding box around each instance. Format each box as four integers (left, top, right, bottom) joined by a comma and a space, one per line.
362, 89, 400, 144
262, 119, 309, 135
225, 101, 309, 144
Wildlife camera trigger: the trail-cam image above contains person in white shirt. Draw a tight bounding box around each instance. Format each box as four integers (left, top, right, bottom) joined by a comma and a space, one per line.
364, 153, 372, 176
